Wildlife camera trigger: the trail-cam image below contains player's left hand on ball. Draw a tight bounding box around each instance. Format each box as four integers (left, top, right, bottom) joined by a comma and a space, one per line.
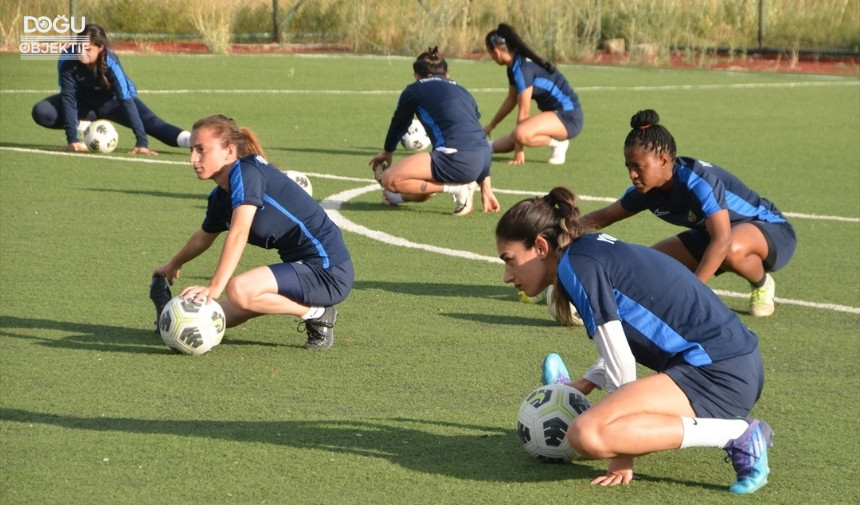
131, 146, 159, 156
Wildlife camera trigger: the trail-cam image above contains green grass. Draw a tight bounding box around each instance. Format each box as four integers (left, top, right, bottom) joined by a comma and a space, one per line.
1, 53, 859, 504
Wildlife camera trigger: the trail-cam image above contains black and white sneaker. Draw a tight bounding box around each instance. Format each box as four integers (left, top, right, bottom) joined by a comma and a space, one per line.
149, 275, 172, 333
299, 306, 337, 350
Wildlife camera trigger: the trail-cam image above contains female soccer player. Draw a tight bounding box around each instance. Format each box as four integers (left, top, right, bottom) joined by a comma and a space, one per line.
483, 23, 584, 165
369, 47, 500, 217
31, 23, 189, 155
496, 187, 772, 494
581, 109, 796, 316
151, 115, 353, 350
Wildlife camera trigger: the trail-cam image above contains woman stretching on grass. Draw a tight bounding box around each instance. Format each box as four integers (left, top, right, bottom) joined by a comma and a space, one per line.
31, 23, 189, 155
483, 23, 584, 166
150, 114, 353, 350
581, 109, 796, 317
496, 186, 772, 494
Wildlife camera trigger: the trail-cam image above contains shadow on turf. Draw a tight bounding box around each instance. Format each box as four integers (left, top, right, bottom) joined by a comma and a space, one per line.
0, 407, 636, 486
0, 315, 286, 354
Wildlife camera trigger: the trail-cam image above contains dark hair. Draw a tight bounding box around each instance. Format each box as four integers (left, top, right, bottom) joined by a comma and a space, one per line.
413, 47, 447, 77
485, 23, 556, 74
192, 114, 266, 158
495, 186, 584, 327
624, 109, 677, 158
79, 24, 110, 90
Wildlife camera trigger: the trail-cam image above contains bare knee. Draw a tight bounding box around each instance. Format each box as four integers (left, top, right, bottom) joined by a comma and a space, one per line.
224, 278, 253, 311
568, 415, 612, 459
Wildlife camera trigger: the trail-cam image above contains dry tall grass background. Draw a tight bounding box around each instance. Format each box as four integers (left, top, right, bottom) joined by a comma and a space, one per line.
3, 0, 859, 60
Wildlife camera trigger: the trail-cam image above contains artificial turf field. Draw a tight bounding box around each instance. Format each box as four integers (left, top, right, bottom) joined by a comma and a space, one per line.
0, 52, 858, 504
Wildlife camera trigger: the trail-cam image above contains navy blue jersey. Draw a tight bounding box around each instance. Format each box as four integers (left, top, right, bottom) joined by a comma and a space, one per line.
384, 76, 488, 153
202, 155, 351, 268
557, 233, 759, 371
620, 156, 788, 229
507, 55, 580, 112
57, 49, 146, 145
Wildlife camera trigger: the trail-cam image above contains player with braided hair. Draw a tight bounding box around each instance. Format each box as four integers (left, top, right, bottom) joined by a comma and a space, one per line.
483, 23, 584, 165
581, 109, 796, 316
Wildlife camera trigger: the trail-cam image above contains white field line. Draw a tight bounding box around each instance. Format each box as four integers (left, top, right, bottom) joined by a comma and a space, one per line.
2, 146, 858, 315
2, 80, 857, 96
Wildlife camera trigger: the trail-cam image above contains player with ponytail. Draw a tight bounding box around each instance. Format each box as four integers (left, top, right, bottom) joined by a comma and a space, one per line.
151, 115, 353, 350
496, 186, 772, 494
581, 109, 796, 316
483, 23, 584, 165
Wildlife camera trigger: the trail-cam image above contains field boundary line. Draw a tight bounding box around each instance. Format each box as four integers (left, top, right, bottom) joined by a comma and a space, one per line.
3, 146, 859, 224
2, 80, 858, 96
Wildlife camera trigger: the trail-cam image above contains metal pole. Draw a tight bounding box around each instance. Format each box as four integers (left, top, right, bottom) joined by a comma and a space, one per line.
273, 0, 280, 43
758, 0, 765, 49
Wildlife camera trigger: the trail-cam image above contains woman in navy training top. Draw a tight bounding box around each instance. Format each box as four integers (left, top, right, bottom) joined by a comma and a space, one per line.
483, 23, 584, 166
581, 109, 796, 317
151, 115, 353, 350
496, 186, 772, 494
369, 47, 499, 217
31, 24, 189, 155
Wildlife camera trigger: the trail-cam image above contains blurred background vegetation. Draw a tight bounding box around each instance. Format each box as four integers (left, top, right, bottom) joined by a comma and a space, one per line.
3, 0, 858, 62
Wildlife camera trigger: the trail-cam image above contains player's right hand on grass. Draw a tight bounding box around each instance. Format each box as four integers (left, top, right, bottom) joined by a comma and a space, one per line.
63, 141, 88, 152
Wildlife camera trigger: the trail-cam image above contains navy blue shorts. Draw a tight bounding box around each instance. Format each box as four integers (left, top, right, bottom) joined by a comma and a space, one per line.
429, 147, 491, 184
268, 259, 354, 307
677, 220, 797, 273
554, 107, 584, 140
664, 347, 764, 419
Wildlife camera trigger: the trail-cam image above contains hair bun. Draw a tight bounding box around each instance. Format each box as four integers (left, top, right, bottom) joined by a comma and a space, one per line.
630, 109, 660, 130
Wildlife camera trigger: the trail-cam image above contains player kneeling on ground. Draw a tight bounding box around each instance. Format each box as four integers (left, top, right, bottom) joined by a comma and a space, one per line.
150, 114, 353, 350
496, 187, 772, 494
369, 47, 500, 217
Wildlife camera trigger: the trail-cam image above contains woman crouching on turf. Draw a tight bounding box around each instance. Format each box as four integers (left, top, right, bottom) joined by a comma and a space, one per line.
581, 109, 796, 316
150, 115, 353, 350
496, 186, 772, 494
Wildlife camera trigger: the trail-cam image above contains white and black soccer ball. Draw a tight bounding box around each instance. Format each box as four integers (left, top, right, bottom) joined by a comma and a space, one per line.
158, 296, 226, 356
399, 119, 430, 151
545, 284, 584, 326
83, 119, 118, 153
517, 383, 591, 463
282, 170, 313, 197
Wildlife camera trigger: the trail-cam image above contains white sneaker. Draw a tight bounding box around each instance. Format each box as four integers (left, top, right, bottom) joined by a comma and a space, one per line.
381, 190, 398, 206
452, 182, 477, 216
749, 274, 775, 317
548, 139, 569, 165
373, 162, 387, 186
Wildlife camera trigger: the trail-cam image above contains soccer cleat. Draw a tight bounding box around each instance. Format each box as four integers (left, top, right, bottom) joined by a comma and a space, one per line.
373, 162, 387, 186
452, 181, 477, 217
149, 275, 172, 333
299, 306, 337, 350
723, 418, 773, 494
548, 139, 569, 165
749, 274, 775, 317
541, 353, 570, 386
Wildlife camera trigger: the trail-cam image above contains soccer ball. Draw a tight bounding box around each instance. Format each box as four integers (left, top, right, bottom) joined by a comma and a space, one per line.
158, 296, 226, 356
545, 285, 584, 326
399, 119, 431, 151
517, 383, 591, 463
83, 119, 118, 153
282, 170, 313, 197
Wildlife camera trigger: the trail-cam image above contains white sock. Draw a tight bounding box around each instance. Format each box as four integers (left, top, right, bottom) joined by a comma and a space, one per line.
177, 130, 191, 148
442, 184, 464, 195
679, 417, 750, 449
385, 192, 404, 204
302, 306, 325, 320
77, 120, 91, 132
487, 139, 495, 151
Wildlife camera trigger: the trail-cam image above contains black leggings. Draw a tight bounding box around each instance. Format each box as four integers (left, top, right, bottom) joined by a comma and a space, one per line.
31, 94, 184, 147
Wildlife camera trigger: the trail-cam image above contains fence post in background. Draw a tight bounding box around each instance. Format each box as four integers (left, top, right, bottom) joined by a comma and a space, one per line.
273, 0, 280, 43
70, 0, 76, 19
758, 0, 765, 49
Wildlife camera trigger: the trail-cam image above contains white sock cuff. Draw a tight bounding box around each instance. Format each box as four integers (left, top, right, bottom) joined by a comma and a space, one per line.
680, 417, 749, 449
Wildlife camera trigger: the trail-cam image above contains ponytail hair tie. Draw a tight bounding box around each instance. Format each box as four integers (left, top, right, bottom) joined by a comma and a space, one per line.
638, 123, 652, 130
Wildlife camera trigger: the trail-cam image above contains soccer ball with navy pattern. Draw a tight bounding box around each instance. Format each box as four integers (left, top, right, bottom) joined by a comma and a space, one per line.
517, 383, 591, 463
159, 296, 226, 355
